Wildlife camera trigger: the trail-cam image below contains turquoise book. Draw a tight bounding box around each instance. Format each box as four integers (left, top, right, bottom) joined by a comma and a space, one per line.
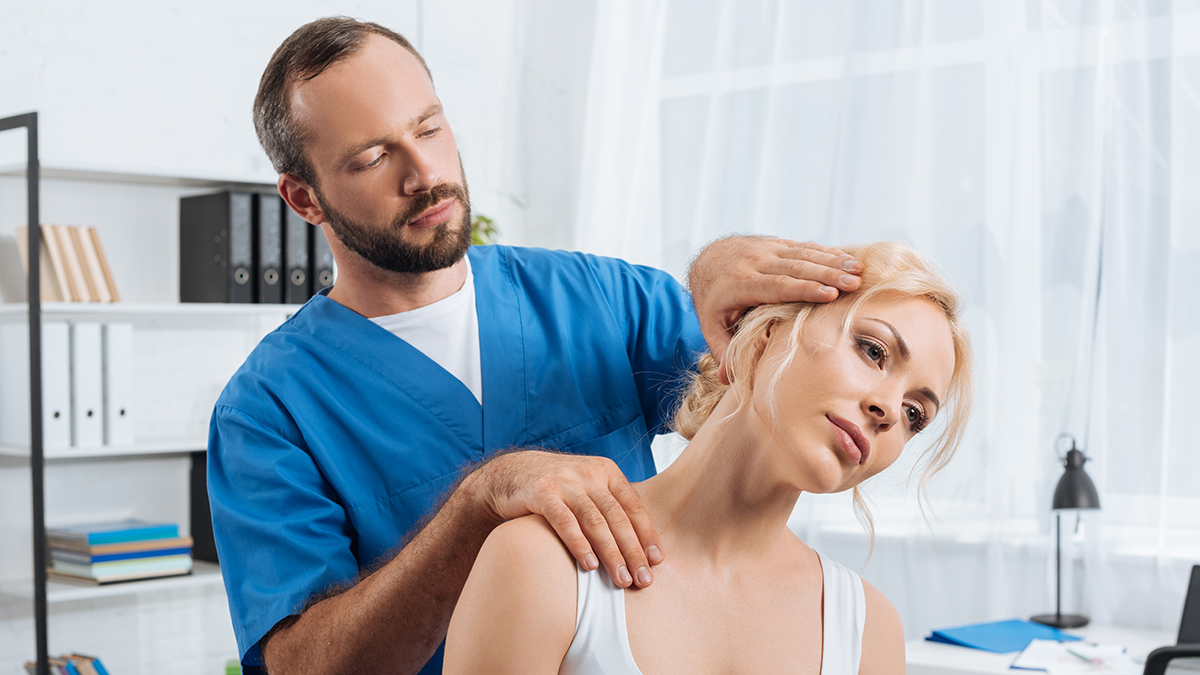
47, 519, 179, 546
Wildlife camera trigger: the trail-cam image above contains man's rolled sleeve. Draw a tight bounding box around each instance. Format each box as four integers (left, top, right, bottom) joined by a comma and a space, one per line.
208, 404, 360, 668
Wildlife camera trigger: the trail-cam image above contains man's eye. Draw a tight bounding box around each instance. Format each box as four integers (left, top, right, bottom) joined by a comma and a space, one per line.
419, 126, 439, 138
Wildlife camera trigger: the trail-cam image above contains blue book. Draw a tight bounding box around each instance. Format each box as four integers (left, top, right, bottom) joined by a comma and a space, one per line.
51, 546, 192, 564
52, 554, 193, 578
926, 618, 1082, 653
47, 519, 179, 546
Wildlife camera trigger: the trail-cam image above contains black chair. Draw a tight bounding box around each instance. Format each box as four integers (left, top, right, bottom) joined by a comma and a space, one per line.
1144, 565, 1200, 674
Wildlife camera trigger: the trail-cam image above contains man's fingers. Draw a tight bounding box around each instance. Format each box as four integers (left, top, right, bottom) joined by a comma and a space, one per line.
758, 241, 861, 274
589, 492, 653, 588
571, 496, 634, 587
767, 258, 862, 293
540, 498, 600, 571
608, 479, 664, 567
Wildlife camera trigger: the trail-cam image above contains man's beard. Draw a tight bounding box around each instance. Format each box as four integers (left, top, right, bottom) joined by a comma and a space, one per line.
315, 179, 473, 275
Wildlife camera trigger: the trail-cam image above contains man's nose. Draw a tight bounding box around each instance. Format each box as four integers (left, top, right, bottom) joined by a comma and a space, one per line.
402, 146, 440, 195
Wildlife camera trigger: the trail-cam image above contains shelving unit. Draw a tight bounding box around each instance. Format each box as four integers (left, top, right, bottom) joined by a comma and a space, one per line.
0, 440, 206, 460
0, 112, 284, 674
0, 562, 224, 605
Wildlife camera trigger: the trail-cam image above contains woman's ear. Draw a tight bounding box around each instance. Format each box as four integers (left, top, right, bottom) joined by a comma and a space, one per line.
730, 319, 776, 387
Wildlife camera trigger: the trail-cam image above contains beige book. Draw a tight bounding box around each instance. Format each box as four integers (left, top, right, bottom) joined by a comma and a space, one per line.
41, 225, 74, 302
14, 226, 65, 301
74, 226, 111, 303
51, 225, 91, 302
88, 228, 120, 302
67, 226, 102, 302
49, 535, 193, 555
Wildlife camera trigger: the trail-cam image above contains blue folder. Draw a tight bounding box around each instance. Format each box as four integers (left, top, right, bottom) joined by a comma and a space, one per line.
926, 618, 1083, 653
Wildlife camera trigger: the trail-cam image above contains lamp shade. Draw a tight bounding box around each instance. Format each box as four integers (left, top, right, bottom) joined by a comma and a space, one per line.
1051, 448, 1100, 511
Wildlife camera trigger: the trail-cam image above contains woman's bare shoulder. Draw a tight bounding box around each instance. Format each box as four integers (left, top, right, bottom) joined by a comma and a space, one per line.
444, 515, 578, 675
488, 513, 576, 562
858, 579, 905, 675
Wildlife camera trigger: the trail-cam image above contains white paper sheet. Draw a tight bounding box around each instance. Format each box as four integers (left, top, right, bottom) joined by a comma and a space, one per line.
1012, 639, 1141, 674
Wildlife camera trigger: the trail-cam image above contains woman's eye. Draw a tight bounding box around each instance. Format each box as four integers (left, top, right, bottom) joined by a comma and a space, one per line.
905, 403, 928, 432
858, 337, 886, 366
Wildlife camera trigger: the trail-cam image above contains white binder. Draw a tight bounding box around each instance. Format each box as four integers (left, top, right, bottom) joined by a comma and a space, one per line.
0, 321, 71, 450
0, 323, 29, 447
42, 322, 72, 449
102, 322, 133, 446
70, 322, 103, 448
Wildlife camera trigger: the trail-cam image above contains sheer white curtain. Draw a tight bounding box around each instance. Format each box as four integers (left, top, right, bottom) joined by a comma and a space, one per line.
575, 0, 1200, 637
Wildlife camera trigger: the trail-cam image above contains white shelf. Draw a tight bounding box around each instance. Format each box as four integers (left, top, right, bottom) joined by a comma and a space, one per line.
0, 439, 206, 459
0, 562, 224, 606
0, 302, 302, 318
0, 163, 277, 189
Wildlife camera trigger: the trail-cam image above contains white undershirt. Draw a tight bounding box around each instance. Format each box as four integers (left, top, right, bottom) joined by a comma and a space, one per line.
369, 258, 482, 404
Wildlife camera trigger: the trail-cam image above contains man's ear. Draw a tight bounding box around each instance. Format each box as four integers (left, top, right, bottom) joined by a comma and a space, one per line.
278, 174, 326, 225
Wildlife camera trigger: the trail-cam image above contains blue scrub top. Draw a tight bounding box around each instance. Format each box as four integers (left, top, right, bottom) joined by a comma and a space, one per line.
208, 245, 704, 673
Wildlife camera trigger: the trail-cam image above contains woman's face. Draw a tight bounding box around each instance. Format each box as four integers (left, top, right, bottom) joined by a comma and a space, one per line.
750, 294, 956, 494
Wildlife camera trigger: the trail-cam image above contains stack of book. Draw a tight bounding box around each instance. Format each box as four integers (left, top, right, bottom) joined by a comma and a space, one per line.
24, 653, 111, 675
15, 224, 120, 302
47, 519, 193, 585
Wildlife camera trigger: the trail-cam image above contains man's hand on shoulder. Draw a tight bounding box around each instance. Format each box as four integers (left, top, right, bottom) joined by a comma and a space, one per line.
687, 236, 864, 381
466, 450, 662, 589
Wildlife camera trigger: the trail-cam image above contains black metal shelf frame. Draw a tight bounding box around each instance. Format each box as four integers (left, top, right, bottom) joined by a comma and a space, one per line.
1, 111, 49, 675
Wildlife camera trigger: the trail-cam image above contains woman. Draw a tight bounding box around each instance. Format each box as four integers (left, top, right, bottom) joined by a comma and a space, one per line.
445, 241, 974, 674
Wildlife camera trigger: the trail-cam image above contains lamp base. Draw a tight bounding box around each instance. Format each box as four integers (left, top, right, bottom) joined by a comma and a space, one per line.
1030, 613, 1090, 629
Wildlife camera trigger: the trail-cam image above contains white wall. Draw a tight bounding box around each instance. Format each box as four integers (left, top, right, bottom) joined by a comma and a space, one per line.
0, 0, 597, 250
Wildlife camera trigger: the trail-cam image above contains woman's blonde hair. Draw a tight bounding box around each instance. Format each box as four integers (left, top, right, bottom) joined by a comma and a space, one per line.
673, 241, 974, 542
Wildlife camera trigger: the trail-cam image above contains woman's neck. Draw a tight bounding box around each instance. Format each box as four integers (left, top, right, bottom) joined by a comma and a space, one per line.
638, 393, 805, 568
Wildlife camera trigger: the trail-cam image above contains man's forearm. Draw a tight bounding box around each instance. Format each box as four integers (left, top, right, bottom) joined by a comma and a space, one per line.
262, 470, 496, 675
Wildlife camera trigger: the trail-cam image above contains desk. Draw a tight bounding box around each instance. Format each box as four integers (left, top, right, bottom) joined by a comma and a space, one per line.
906, 624, 1176, 674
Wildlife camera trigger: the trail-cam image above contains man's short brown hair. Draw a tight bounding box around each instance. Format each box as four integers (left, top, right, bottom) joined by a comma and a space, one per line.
253, 17, 431, 187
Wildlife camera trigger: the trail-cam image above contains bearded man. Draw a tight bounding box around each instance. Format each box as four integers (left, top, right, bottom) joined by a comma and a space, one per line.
208, 16, 863, 675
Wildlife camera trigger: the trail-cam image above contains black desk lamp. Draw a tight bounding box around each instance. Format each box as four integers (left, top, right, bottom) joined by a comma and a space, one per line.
1032, 434, 1100, 629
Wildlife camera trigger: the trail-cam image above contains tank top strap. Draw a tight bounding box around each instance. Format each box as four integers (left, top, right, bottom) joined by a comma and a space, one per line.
818, 551, 867, 674
560, 563, 644, 675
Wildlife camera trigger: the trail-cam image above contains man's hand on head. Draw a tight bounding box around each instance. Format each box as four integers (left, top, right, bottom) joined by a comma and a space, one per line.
468, 450, 662, 589
687, 236, 863, 382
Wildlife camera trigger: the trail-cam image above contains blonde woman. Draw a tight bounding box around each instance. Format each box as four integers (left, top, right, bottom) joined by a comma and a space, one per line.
445, 241, 974, 674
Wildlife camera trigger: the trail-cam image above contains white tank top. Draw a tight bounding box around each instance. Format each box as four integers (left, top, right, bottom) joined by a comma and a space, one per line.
559, 551, 866, 675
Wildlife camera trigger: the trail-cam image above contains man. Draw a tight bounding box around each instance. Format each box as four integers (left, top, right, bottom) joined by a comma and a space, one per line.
209, 16, 863, 675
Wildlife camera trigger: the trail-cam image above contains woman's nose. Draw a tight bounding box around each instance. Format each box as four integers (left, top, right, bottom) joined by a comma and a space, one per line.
863, 395, 900, 432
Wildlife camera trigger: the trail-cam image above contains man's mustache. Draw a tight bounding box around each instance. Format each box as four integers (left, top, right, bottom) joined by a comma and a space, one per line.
398, 183, 468, 228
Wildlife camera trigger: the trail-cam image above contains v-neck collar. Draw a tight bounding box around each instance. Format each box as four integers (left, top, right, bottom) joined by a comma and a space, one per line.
290, 246, 530, 458
293, 289, 483, 454
471, 246, 529, 453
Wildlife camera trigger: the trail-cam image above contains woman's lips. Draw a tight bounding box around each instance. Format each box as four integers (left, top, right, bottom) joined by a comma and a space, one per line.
827, 415, 870, 465
408, 200, 455, 229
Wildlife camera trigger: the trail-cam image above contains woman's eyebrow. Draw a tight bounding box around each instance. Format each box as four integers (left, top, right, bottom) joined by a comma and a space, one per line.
862, 317, 910, 360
